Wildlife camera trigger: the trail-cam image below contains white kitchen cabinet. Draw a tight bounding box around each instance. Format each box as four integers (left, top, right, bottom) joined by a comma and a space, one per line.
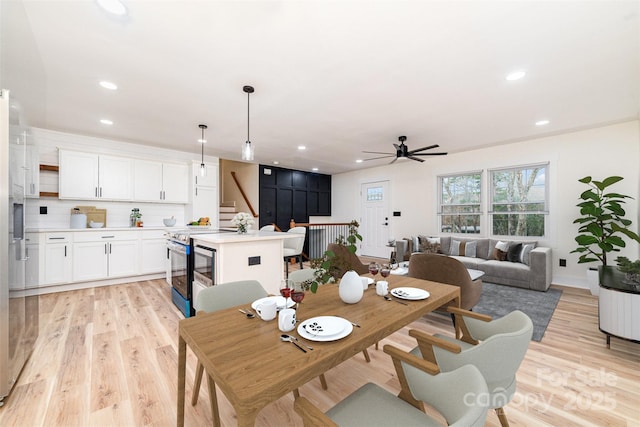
25, 233, 40, 287
59, 150, 132, 200
25, 145, 39, 198
140, 229, 168, 274
72, 231, 139, 282
187, 161, 219, 224
44, 233, 72, 285
133, 159, 188, 203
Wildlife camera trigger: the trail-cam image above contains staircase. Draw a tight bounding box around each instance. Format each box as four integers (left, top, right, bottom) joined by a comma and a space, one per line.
219, 201, 237, 228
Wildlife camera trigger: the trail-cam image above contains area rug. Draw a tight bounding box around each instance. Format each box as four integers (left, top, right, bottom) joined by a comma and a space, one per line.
472, 282, 562, 342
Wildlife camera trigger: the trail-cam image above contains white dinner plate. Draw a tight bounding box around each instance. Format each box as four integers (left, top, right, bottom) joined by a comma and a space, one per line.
390, 287, 430, 300
390, 267, 408, 275
360, 276, 374, 286
251, 296, 295, 311
298, 316, 353, 342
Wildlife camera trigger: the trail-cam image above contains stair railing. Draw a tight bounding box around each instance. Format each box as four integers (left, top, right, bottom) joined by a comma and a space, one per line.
289, 220, 354, 261
230, 171, 258, 219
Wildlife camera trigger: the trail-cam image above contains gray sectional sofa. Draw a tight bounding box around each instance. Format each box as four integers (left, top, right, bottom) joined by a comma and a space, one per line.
395, 235, 552, 291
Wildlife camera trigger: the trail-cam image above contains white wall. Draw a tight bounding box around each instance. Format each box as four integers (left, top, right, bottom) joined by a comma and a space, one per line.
332, 120, 640, 289
219, 159, 258, 215
28, 127, 218, 229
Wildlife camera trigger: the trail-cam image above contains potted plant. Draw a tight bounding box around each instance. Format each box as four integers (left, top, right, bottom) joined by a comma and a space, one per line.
301, 220, 362, 293
571, 176, 640, 295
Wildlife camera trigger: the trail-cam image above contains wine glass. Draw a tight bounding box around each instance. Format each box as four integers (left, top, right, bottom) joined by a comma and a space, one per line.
280, 279, 292, 309
291, 290, 305, 307
368, 262, 380, 283
380, 264, 391, 279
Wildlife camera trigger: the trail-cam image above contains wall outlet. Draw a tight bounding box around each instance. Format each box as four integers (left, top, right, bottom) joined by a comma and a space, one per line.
559, 258, 566, 267
40, 206, 47, 214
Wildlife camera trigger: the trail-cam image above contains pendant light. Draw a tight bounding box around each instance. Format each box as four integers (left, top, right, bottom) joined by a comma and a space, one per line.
198, 124, 207, 176
242, 85, 255, 161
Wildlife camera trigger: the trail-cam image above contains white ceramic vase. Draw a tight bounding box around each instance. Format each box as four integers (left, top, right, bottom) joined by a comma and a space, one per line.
339, 270, 363, 304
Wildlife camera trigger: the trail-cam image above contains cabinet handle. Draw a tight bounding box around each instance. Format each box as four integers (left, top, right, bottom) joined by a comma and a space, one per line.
163, 190, 166, 200
109, 243, 112, 254
195, 188, 198, 197
105, 243, 108, 254
160, 190, 163, 200
195, 176, 198, 185
49, 237, 65, 240
101, 235, 115, 239
64, 245, 67, 257
31, 183, 35, 194
100, 187, 103, 197
95, 187, 98, 197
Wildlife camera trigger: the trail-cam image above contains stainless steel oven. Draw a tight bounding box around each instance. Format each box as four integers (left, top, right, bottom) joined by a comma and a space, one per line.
166, 239, 192, 317
193, 244, 215, 287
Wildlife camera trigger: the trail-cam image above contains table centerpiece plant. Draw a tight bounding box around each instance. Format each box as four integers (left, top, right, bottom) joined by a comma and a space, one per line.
302, 220, 362, 293
231, 212, 255, 234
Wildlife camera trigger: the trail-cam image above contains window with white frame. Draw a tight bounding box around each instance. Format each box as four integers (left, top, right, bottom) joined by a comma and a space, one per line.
490, 163, 548, 237
438, 172, 482, 234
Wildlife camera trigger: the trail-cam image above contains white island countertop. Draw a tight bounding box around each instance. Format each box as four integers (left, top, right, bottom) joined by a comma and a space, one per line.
191, 230, 299, 244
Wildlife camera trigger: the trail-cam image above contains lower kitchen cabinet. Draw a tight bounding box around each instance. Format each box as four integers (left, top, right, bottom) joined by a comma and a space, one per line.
73, 231, 139, 282
44, 233, 72, 285
140, 229, 168, 274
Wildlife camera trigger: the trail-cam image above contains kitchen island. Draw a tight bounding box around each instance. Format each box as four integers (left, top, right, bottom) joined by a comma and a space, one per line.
191, 230, 299, 295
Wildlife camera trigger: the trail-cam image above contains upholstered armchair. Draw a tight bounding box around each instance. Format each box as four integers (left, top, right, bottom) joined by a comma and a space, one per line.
326, 243, 369, 278
409, 307, 533, 427
408, 252, 482, 310
294, 344, 489, 427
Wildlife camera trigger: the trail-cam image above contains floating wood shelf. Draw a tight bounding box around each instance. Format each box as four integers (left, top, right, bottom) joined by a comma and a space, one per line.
39, 192, 59, 198
39, 164, 59, 172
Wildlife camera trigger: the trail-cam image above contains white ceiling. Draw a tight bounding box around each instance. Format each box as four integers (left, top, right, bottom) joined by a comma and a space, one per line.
4, 1, 640, 174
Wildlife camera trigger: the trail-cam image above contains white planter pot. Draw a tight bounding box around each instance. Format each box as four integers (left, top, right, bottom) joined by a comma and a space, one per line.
339, 270, 363, 304
586, 268, 599, 296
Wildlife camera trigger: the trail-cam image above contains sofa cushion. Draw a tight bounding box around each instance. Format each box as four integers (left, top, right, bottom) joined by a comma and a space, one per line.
520, 243, 535, 266
464, 241, 477, 257
480, 259, 530, 282
450, 255, 483, 269
507, 243, 523, 262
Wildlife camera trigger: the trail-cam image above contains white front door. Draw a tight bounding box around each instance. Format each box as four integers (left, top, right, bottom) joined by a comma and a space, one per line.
360, 181, 391, 258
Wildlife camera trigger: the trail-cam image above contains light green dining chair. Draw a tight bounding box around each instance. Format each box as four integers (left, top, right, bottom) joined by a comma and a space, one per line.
190, 280, 269, 419
409, 307, 533, 427
287, 268, 371, 364
294, 344, 489, 426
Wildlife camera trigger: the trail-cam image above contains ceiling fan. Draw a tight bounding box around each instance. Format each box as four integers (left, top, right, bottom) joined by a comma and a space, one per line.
363, 136, 447, 164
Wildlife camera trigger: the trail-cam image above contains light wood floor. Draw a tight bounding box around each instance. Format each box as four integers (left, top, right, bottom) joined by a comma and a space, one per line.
1, 274, 639, 426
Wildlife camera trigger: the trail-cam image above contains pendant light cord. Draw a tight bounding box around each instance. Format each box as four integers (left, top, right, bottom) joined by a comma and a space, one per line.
247, 90, 250, 143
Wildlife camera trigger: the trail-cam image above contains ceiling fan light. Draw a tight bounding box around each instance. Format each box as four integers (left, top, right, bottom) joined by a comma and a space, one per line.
96, 0, 128, 16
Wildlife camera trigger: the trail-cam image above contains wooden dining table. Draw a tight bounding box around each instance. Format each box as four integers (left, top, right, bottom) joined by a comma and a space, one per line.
176, 274, 460, 427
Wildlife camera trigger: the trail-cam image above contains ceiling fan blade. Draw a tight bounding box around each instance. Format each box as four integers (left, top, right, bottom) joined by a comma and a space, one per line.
411, 152, 448, 156
389, 157, 398, 164
363, 155, 395, 161
362, 151, 394, 155
393, 143, 401, 150
408, 144, 439, 154
407, 156, 425, 163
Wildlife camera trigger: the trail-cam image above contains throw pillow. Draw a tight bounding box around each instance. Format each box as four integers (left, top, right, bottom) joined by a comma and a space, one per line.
449, 239, 461, 256
464, 241, 477, 257
493, 248, 508, 261
418, 235, 441, 253
507, 243, 523, 262
492, 240, 509, 260
520, 243, 535, 265
412, 236, 420, 253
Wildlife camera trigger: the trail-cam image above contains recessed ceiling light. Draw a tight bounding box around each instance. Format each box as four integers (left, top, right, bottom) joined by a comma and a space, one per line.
298, 145, 306, 150
273, 161, 280, 165
355, 159, 363, 163
312, 167, 318, 172
100, 119, 113, 125
96, 0, 128, 16
535, 120, 550, 126
506, 70, 526, 81
99, 81, 118, 90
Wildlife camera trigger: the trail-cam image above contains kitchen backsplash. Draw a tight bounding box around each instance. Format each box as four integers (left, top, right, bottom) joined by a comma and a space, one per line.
27, 199, 186, 229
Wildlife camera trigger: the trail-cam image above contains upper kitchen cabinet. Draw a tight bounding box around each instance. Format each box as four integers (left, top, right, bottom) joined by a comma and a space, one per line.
133, 159, 188, 203
187, 161, 219, 224
59, 150, 133, 200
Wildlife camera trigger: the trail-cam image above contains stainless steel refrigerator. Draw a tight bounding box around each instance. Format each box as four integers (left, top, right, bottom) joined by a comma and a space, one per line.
0, 89, 38, 406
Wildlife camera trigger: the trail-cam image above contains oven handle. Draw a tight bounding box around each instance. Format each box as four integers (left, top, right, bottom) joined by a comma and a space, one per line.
167, 240, 189, 255
194, 244, 215, 256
